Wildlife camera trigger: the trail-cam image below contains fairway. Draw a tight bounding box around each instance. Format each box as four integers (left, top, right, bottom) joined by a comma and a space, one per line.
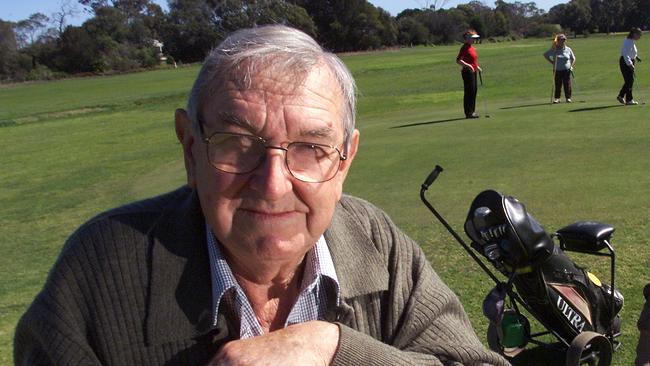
1, 34, 648, 365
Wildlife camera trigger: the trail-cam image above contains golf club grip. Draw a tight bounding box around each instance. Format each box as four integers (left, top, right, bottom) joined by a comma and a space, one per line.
423, 165, 444, 188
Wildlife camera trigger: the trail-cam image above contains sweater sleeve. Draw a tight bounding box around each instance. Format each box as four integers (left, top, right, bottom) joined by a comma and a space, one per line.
14, 233, 104, 365
331, 200, 508, 366
333, 259, 507, 365
14, 298, 103, 365
14, 210, 156, 365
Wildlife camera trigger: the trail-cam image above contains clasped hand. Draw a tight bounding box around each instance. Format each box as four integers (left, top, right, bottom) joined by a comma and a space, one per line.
208, 321, 340, 366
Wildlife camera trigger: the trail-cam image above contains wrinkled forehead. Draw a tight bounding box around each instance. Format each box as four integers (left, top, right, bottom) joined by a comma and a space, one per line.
201, 61, 346, 136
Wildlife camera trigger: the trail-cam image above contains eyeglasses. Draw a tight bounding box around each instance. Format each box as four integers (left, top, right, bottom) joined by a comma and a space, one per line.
200, 131, 347, 183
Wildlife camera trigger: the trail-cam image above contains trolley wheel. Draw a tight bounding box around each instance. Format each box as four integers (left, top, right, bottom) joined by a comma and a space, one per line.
565, 331, 612, 366
486, 311, 529, 359
486, 322, 503, 352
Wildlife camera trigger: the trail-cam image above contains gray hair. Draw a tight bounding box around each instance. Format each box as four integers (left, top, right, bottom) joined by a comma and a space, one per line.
187, 25, 357, 148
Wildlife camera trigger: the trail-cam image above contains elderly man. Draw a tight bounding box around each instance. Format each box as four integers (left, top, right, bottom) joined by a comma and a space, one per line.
15, 25, 507, 365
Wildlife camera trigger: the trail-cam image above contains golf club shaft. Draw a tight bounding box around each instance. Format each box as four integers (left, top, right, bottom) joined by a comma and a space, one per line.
634, 70, 644, 104
479, 71, 489, 116
570, 70, 579, 95
551, 56, 558, 103
420, 167, 501, 284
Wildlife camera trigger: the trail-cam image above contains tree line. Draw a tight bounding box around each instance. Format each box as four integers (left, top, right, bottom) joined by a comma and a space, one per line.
1, 0, 649, 82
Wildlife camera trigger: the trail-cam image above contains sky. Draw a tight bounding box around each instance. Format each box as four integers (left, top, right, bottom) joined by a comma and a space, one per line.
1, 0, 568, 25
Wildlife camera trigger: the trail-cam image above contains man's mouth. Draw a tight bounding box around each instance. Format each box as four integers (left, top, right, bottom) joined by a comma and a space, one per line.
238, 208, 299, 221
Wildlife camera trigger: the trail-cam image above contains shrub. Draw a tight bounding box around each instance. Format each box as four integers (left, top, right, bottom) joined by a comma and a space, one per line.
527, 23, 562, 38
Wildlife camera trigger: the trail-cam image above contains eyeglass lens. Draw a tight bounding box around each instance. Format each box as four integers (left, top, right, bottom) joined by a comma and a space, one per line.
206, 133, 341, 183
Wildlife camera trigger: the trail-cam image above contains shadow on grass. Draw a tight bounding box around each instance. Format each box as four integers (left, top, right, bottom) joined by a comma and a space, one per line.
500, 100, 589, 110
500, 102, 552, 110
508, 344, 566, 366
390, 117, 467, 129
569, 105, 625, 113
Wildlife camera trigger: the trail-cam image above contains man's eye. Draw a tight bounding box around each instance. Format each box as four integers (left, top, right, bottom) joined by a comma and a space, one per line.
296, 144, 332, 159
215, 135, 255, 150
233, 137, 254, 149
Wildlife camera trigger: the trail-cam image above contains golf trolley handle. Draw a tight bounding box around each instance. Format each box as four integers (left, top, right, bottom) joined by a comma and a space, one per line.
421, 165, 443, 190
420, 166, 501, 284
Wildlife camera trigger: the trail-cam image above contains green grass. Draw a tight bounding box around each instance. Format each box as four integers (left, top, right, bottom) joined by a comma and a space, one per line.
1, 34, 648, 365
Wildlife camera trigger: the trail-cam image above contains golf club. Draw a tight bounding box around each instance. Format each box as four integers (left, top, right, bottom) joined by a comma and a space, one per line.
550, 55, 558, 104
478, 70, 491, 118
570, 69, 587, 103
633, 71, 647, 105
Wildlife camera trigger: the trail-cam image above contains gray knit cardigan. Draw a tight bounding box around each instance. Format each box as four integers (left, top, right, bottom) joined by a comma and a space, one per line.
14, 187, 509, 365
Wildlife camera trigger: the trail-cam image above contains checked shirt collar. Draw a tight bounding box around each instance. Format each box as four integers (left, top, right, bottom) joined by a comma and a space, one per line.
206, 223, 340, 339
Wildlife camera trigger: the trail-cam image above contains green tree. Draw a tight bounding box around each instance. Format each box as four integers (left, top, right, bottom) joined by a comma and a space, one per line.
79, 2, 162, 71
53, 26, 102, 72
293, 0, 397, 51
79, 0, 148, 18
14, 13, 50, 48
214, 0, 315, 36
396, 16, 430, 46
163, 0, 220, 62
13, 13, 53, 71
83, 6, 129, 43
469, 16, 485, 37
164, 0, 315, 63
548, 3, 568, 24
460, 1, 494, 36
0, 20, 20, 78
636, 0, 650, 28
492, 11, 509, 36
51, 0, 79, 36
420, 8, 468, 44
589, 0, 622, 33
493, 1, 544, 36
564, 0, 592, 36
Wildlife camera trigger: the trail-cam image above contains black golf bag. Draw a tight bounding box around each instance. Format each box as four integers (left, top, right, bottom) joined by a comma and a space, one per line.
465, 190, 623, 342
420, 166, 624, 366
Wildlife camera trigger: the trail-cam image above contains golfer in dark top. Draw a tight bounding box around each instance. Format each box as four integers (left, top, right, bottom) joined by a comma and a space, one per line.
618, 28, 642, 105
457, 30, 482, 118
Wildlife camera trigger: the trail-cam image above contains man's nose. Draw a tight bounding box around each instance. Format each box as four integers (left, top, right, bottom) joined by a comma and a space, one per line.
248, 148, 293, 199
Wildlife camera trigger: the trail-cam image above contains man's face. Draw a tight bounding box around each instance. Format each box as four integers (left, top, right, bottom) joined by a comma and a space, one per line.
177, 64, 359, 270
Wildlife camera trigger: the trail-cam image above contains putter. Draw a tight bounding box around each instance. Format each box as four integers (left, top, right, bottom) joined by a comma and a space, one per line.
550, 56, 558, 104
478, 71, 491, 118
570, 69, 586, 103
634, 71, 646, 105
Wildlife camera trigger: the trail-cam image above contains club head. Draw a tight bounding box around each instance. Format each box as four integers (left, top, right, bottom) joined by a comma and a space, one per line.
485, 115, 491, 118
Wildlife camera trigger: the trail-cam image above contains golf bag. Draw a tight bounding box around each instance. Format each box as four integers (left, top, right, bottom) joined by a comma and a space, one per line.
465, 190, 623, 343
420, 165, 623, 365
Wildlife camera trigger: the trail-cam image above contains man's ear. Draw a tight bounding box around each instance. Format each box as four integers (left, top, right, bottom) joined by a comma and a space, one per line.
175, 108, 198, 189
336, 129, 360, 183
